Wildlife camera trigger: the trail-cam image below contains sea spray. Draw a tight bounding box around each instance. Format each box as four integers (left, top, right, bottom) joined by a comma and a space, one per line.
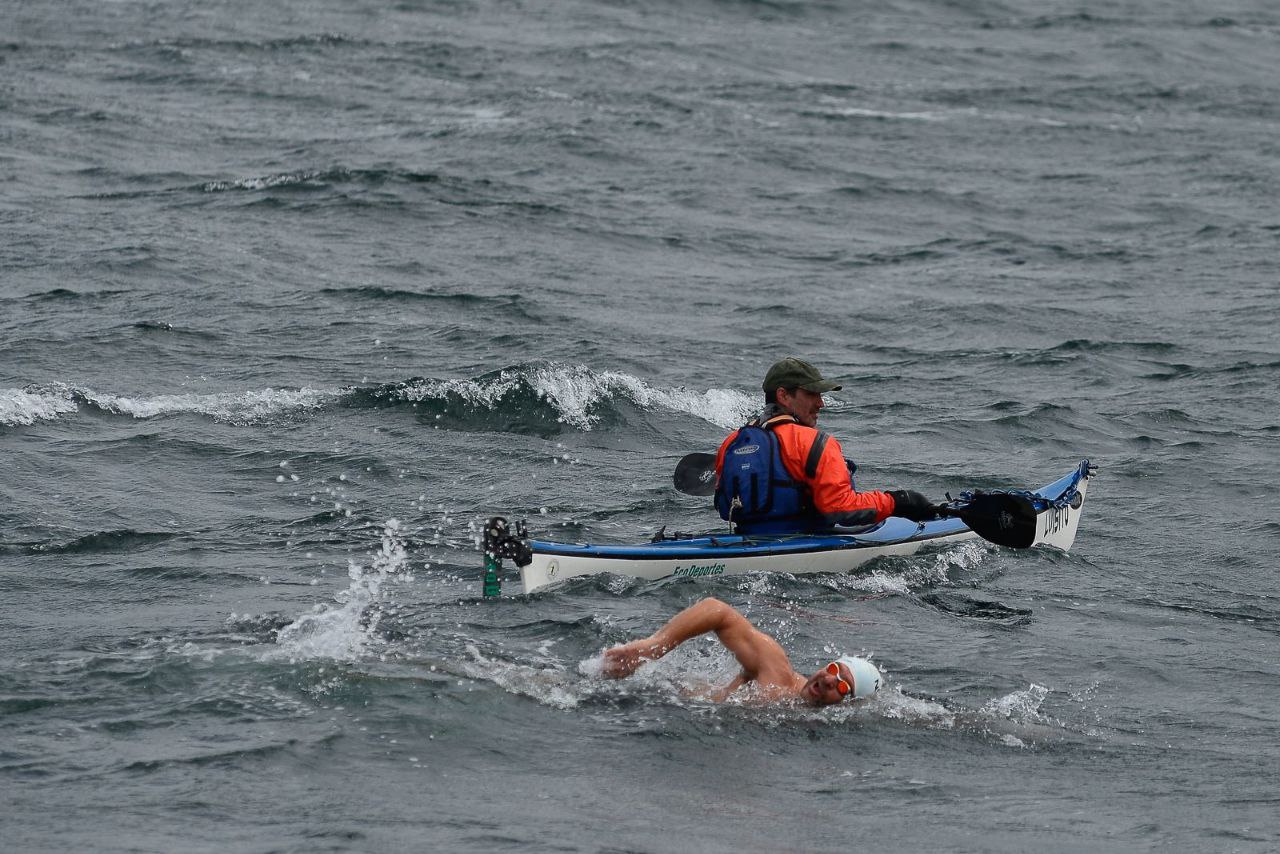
981, 683, 1051, 723
273, 519, 410, 661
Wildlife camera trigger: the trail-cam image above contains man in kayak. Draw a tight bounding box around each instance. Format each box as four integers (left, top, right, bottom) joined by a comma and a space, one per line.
714, 356, 938, 534
601, 597, 881, 705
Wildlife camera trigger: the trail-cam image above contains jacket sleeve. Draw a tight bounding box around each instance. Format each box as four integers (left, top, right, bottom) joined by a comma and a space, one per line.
779, 428, 896, 524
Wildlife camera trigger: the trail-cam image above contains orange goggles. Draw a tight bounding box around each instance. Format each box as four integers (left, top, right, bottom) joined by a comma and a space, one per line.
825, 662, 852, 696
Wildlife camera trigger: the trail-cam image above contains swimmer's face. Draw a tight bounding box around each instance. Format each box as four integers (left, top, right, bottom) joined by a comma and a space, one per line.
801, 661, 853, 706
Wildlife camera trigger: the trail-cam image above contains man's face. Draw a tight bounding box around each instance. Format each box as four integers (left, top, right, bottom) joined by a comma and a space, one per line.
801, 660, 852, 706
778, 387, 824, 427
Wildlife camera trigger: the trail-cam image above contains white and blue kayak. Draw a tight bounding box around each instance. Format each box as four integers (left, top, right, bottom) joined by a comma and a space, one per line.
485, 461, 1096, 596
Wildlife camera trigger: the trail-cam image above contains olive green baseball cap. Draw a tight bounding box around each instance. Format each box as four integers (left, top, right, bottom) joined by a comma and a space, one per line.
762, 357, 842, 393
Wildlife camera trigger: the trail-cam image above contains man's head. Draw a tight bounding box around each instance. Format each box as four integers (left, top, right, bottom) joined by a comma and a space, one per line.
800, 656, 882, 706
763, 357, 841, 428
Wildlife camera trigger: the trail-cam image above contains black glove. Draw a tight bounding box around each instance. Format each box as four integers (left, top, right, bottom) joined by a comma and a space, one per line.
888, 489, 940, 522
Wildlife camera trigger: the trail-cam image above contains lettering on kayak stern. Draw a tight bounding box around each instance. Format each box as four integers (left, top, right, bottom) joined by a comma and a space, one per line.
1042, 506, 1070, 537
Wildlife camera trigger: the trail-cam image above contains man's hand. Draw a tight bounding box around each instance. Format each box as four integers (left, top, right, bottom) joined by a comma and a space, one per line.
888, 489, 940, 522
601, 637, 662, 679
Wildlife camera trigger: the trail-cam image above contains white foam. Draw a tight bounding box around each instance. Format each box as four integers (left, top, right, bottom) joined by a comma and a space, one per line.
610, 377, 758, 431
202, 170, 328, 192
463, 645, 582, 710
820, 106, 950, 122
527, 363, 755, 429
400, 363, 757, 431
875, 686, 957, 728
88, 387, 333, 425
0, 386, 78, 426
814, 103, 1069, 129
831, 569, 913, 596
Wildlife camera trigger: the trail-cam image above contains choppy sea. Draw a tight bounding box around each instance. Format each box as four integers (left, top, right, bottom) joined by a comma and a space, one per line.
4, 1, 1279, 851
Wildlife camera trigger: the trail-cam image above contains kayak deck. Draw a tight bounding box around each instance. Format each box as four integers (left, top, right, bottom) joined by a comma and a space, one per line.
531, 515, 971, 561
516, 461, 1093, 595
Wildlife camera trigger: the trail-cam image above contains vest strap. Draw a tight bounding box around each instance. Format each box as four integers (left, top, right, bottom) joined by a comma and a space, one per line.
804, 431, 829, 478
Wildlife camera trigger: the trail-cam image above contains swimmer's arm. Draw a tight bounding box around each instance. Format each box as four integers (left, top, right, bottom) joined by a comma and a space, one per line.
602, 598, 763, 680
708, 672, 750, 702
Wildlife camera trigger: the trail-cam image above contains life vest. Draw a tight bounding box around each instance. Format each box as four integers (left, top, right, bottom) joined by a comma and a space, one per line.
715, 418, 831, 535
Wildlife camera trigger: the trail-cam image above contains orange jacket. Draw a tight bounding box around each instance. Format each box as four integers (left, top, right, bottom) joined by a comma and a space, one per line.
715, 417, 896, 525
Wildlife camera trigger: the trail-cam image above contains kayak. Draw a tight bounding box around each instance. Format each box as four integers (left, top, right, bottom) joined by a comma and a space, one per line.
489, 460, 1095, 595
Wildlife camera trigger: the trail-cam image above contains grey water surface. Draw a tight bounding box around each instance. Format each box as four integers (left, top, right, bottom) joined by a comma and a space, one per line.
3, 1, 1279, 851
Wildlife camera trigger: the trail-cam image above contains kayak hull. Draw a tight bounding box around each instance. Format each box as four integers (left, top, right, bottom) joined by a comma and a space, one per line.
518, 461, 1093, 595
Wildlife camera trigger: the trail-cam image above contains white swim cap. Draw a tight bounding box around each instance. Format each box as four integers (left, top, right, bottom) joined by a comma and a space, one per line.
834, 655, 882, 700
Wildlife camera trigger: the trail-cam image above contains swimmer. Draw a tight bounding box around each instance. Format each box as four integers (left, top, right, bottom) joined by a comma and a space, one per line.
601, 597, 880, 704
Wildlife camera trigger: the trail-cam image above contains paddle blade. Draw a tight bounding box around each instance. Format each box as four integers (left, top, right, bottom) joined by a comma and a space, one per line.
674, 452, 717, 496
953, 492, 1040, 549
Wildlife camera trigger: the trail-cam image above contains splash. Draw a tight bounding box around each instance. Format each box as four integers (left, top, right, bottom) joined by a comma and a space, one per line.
981, 683, 1051, 722
931, 540, 989, 573
0, 386, 77, 426
577, 653, 605, 679
272, 520, 410, 662
875, 687, 957, 728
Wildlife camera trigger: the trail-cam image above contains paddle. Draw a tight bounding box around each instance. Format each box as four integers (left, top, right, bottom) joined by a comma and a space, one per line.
938, 492, 1040, 550
673, 452, 718, 496
672, 453, 1041, 549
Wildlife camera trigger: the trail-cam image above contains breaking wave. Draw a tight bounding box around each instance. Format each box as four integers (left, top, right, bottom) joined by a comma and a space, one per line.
3, 382, 334, 427
348, 363, 757, 434
0, 387, 79, 426
3, 365, 756, 433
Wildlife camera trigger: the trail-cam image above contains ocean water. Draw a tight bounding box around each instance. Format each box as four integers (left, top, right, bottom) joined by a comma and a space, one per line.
3, 0, 1279, 851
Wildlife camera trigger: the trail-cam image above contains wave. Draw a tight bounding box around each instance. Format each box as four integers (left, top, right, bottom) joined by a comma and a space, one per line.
65, 386, 333, 426
2, 382, 335, 427
199, 167, 434, 194
6, 288, 133, 304
0, 387, 78, 427
114, 32, 372, 53
83, 387, 332, 424
3, 366, 757, 434
317, 285, 535, 318
1046, 338, 1179, 355
26, 530, 176, 556
127, 321, 225, 339
919, 592, 1033, 626
347, 363, 758, 433
197, 166, 500, 199
193, 166, 565, 218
